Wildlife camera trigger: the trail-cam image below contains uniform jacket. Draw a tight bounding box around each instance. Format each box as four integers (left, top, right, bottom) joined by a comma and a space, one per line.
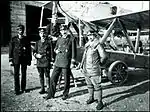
81, 39, 108, 77
54, 35, 76, 68
9, 35, 32, 65
33, 38, 54, 68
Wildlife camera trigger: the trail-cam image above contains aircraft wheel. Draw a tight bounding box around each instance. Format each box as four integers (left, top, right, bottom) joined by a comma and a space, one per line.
108, 60, 128, 86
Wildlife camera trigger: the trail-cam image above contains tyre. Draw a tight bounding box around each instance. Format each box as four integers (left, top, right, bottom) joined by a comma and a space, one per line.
108, 60, 128, 86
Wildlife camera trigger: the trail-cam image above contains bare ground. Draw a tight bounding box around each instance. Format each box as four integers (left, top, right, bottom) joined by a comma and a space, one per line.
1, 53, 150, 111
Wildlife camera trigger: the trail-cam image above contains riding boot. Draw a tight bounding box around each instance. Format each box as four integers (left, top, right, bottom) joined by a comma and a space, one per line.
46, 77, 50, 92
95, 88, 104, 110
86, 88, 94, 104
39, 76, 45, 94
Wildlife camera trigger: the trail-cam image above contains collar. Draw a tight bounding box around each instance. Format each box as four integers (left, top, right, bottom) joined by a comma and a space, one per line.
17, 34, 24, 39
85, 38, 100, 48
62, 34, 69, 39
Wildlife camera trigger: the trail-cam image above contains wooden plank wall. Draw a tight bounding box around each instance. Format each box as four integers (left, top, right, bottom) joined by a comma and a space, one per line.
10, 1, 43, 38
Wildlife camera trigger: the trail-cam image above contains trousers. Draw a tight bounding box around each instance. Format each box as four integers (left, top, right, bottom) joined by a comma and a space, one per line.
37, 67, 50, 91
47, 66, 71, 97
13, 64, 27, 93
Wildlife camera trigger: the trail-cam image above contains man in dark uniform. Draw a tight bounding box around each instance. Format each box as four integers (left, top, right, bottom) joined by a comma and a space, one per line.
33, 27, 54, 94
46, 22, 61, 60
9, 24, 32, 95
44, 24, 77, 100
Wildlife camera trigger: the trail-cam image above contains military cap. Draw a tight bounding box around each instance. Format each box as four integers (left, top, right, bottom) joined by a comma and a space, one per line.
38, 26, 46, 32
87, 29, 97, 36
60, 24, 68, 31
17, 24, 25, 30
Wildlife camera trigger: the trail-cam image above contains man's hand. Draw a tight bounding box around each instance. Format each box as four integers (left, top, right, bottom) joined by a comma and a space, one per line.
51, 58, 55, 62
55, 49, 61, 54
75, 63, 81, 70
70, 63, 76, 69
9, 61, 13, 66
35, 54, 42, 59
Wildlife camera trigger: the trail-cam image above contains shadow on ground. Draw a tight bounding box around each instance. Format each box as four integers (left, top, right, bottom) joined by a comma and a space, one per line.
105, 80, 149, 106
123, 69, 149, 86
63, 69, 149, 99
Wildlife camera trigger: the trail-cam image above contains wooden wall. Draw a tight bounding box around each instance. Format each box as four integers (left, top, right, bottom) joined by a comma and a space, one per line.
9, 1, 43, 38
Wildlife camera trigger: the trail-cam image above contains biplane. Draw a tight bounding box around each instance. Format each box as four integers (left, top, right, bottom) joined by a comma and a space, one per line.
76, 9, 150, 85
39, 1, 150, 86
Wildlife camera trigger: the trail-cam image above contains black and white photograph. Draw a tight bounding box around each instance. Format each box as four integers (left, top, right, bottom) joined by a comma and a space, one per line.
1, 1, 149, 111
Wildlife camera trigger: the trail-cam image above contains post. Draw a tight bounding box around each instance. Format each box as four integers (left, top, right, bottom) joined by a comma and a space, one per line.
52, 1, 58, 27
40, 6, 44, 27
135, 28, 141, 53
141, 1, 143, 10
100, 18, 116, 44
79, 18, 82, 46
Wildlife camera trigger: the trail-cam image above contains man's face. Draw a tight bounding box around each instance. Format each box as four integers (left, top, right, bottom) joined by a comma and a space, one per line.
39, 31, 46, 40
87, 33, 95, 42
60, 29, 68, 36
17, 28, 24, 35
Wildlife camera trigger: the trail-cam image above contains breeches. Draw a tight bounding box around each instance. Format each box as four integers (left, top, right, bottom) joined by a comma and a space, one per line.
37, 67, 50, 78
85, 75, 102, 91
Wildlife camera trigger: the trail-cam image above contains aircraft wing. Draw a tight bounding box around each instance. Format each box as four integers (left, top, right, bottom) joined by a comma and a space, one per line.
89, 10, 149, 30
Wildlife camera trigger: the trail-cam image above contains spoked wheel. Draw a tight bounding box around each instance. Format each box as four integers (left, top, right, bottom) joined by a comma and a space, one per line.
108, 61, 128, 86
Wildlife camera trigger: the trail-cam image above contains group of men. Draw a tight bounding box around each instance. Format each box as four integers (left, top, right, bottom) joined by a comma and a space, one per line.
9, 23, 108, 110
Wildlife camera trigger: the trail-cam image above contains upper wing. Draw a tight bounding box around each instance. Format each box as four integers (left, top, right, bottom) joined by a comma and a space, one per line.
90, 10, 149, 30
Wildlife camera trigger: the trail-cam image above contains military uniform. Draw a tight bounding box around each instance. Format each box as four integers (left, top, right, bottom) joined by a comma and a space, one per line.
54, 35, 76, 68
80, 31, 108, 110
9, 35, 32, 94
33, 37, 54, 94
33, 39, 53, 67
45, 34, 77, 100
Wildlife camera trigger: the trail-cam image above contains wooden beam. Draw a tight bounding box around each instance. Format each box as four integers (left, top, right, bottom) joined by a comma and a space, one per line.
135, 27, 141, 53
100, 18, 116, 44
79, 18, 82, 46
40, 6, 44, 27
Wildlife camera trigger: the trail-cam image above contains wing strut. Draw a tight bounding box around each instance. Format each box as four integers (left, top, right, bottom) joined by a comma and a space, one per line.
100, 18, 117, 44
135, 26, 141, 53
117, 18, 135, 53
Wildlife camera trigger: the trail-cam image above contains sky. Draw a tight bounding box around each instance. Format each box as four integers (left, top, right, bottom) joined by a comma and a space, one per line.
105, 1, 149, 11
38, 1, 149, 12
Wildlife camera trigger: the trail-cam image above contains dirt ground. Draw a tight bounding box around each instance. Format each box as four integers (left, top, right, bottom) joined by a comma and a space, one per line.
1, 53, 150, 111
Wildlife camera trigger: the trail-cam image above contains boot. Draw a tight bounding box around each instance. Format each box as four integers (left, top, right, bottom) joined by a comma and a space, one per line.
95, 89, 104, 110
86, 88, 94, 104
39, 76, 46, 94
43, 95, 54, 100
46, 77, 50, 92
96, 101, 104, 110
43, 84, 54, 100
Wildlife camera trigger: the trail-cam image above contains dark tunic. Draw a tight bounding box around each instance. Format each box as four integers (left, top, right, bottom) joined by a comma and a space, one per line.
54, 35, 76, 68
9, 35, 32, 65
33, 38, 53, 67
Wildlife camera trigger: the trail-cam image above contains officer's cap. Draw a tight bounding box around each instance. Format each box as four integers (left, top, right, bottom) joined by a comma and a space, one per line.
17, 24, 24, 30
60, 24, 68, 31
38, 26, 46, 32
87, 30, 97, 36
